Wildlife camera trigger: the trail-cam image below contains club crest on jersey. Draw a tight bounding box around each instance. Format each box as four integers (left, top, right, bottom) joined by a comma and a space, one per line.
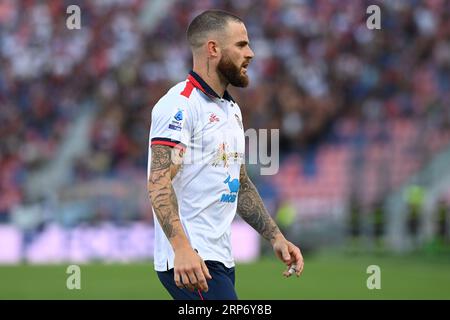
209, 113, 220, 123
211, 142, 244, 168
220, 174, 240, 203
235, 114, 243, 130
211, 142, 229, 168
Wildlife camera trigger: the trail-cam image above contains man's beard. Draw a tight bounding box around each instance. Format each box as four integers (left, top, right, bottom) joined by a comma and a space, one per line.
217, 55, 249, 88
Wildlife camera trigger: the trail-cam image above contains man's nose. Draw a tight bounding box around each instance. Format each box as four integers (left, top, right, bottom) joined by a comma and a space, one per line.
246, 47, 255, 59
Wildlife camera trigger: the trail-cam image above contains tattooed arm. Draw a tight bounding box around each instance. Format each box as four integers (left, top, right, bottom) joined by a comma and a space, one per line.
148, 145, 211, 291
148, 145, 185, 245
237, 164, 304, 277
237, 164, 282, 242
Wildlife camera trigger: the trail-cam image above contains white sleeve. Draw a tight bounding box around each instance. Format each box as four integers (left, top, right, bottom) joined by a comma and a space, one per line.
149, 94, 193, 150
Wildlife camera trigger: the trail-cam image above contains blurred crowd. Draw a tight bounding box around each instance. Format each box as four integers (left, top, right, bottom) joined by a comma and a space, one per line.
0, 0, 449, 225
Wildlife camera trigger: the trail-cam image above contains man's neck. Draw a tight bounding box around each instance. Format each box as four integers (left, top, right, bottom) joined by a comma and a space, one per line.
192, 66, 228, 98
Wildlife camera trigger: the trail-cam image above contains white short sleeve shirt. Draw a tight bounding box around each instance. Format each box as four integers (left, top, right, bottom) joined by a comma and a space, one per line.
148, 71, 246, 271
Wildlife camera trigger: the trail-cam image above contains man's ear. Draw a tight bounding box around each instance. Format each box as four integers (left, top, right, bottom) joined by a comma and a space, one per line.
206, 40, 220, 58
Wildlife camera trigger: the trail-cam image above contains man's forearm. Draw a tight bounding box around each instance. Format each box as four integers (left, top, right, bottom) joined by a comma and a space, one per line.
237, 165, 283, 242
148, 171, 181, 240
148, 145, 190, 250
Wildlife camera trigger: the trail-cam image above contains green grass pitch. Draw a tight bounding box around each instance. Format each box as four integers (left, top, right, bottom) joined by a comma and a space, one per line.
1, 251, 450, 299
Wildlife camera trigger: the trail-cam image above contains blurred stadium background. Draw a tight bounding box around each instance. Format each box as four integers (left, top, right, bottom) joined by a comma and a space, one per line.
0, 0, 450, 299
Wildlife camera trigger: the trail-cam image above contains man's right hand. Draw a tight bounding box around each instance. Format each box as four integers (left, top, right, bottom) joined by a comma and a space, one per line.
173, 247, 212, 292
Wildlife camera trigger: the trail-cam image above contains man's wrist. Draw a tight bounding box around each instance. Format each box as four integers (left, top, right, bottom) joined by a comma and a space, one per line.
270, 232, 285, 245
171, 237, 192, 253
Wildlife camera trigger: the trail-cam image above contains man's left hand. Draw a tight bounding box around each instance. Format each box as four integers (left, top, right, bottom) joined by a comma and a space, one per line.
271, 234, 304, 277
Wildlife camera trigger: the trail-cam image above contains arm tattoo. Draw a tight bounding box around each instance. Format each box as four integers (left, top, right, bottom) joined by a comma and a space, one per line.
148, 145, 181, 240
237, 165, 281, 242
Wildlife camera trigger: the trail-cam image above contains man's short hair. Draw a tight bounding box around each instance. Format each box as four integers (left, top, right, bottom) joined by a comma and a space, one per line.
187, 10, 243, 48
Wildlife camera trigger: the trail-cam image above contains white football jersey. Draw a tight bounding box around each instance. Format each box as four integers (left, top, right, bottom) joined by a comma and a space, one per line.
148, 71, 245, 271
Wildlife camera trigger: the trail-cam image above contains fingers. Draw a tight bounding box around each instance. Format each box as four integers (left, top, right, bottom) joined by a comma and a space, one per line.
187, 271, 198, 291
174, 271, 182, 289
174, 263, 211, 292
293, 249, 304, 277
296, 257, 304, 277
283, 265, 291, 277
194, 266, 209, 292
283, 243, 304, 278
174, 268, 195, 291
288, 248, 303, 277
201, 260, 212, 280
181, 272, 195, 291
281, 245, 291, 264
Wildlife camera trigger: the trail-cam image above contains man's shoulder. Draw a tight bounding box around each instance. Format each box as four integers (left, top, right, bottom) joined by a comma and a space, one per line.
152, 80, 203, 120
159, 80, 189, 101
155, 80, 203, 107
153, 81, 186, 111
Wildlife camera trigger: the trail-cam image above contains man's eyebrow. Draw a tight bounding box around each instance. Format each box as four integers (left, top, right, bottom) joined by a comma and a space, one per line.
235, 40, 250, 46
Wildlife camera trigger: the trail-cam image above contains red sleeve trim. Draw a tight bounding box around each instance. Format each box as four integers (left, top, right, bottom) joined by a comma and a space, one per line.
151, 140, 186, 150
